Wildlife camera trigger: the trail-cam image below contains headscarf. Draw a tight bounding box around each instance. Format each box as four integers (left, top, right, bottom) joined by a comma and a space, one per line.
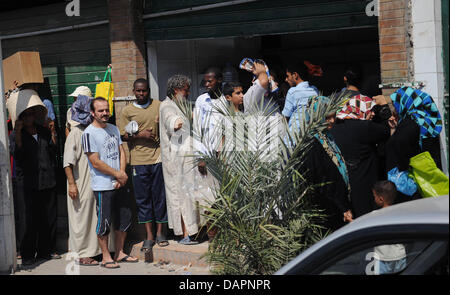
70, 95, 93, 126
336, 94, 375, 120
307, 96, 350, 192
390, 87, 442, 139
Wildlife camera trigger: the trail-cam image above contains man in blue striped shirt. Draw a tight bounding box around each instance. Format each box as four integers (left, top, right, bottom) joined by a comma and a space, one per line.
82, 97, 138, 269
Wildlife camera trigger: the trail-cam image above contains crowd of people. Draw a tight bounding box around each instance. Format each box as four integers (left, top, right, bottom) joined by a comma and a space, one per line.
6, 58, 445, 270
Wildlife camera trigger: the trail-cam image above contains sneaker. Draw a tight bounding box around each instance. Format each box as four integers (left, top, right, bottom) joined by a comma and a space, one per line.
178, 236, 199, 245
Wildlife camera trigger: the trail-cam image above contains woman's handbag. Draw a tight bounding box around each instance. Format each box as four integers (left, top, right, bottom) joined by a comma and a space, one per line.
409, 151, 449, 198
95, 66, 114, 115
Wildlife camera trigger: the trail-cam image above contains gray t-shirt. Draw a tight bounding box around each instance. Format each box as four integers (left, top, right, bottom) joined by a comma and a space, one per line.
82, 123, 122, 191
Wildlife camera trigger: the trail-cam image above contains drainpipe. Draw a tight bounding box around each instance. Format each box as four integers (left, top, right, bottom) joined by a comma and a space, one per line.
142, 0, 259, 19
0, 20, 109, 41
0, 38, 17, 274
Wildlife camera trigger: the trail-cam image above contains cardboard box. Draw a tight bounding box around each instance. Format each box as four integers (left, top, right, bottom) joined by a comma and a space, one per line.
2, 51, 44, 91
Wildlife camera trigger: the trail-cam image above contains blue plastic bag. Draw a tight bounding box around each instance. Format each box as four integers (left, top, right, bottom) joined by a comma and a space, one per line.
388, 167, 418, 196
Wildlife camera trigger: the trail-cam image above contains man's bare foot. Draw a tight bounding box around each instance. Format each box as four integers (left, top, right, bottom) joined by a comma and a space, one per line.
78, 257, 99, 266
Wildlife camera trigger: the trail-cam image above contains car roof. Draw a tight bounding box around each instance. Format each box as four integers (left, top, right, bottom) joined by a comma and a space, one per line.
276, 195, 449, 275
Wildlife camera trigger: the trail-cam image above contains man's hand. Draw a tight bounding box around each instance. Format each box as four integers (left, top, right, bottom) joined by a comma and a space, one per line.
174, 118, 183, 131
198, 161, 207, 176
115, 170, 128, 186
138, 128, 156, 140
343, 210, 353, 223
365, 111, 375, 121
373, 95, 388, 105
388, 115, 397, 135
252, 62, 267, 77
68, 183, 79, 200
48, 120, 56, 133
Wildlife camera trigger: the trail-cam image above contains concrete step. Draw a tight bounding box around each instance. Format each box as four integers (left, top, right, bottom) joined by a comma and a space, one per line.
129, 240, 209, 267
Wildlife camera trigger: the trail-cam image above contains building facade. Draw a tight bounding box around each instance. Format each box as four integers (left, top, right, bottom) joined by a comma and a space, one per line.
1, 0, 448, 272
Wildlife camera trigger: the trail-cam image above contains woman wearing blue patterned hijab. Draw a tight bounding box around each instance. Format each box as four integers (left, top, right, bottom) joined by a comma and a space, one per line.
390, 87, 442, 141
384, 87, 443, 199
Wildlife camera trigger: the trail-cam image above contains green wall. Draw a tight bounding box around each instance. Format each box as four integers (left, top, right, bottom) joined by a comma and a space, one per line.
144, 0, 378, 40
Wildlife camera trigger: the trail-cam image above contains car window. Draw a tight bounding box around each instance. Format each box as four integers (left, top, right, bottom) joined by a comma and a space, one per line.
320, 240, 433, 275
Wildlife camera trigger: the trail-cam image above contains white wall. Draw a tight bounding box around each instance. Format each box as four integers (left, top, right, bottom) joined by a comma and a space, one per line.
0, 39, 17, 274
412, 0, 448, 174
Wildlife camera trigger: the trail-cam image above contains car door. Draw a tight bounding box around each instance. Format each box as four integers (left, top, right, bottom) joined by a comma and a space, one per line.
285, 224, 448, 275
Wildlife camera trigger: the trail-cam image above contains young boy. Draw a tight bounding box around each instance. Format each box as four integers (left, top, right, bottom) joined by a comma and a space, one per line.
222, 82, 244, 112
372, 180, 407, 274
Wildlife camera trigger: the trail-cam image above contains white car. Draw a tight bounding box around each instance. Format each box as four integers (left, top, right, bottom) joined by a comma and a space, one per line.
276, 195, 449, 275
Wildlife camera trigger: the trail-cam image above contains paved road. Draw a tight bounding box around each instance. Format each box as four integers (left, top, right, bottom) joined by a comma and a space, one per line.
13, 253, 211, 275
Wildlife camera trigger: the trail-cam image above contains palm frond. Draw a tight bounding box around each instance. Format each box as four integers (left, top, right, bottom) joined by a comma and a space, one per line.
174, 91, 350, 274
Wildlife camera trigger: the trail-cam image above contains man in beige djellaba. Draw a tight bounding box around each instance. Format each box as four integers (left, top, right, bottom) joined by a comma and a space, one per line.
63, 95, 114, 265
159, 74, 213, 245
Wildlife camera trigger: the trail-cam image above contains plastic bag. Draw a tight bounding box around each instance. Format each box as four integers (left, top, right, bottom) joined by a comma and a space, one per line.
388, 167, 418, 196
95, 66, 114, 115
409, 152, 449, 198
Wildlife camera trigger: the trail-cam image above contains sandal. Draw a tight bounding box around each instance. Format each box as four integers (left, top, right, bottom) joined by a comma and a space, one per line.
156, 235, 169, 247
76, 257, 99, 266
141, 239, 155, 252
116, 255, 138, 263
100, 261, 120, 269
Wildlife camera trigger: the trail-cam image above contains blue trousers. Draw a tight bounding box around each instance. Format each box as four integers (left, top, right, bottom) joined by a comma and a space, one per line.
132, 163, 168, 224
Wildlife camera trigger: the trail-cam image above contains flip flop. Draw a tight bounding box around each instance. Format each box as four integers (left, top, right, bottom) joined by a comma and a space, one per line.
100, 261, 120, 269
116, 255, 139, 263
76, 258, 99, 266
141, 239, 155, 252
156, 235, 169, 247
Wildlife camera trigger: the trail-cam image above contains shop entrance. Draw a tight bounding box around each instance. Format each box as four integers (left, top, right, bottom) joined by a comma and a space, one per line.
146, 26, 381, 102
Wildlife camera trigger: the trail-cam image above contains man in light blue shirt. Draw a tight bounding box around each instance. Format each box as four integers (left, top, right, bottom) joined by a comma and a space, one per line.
282, 62, 319, 134
82, 97, 138, 268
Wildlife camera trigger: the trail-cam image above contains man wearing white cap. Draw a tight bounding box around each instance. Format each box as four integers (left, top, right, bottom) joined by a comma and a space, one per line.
65, 86, 92, 137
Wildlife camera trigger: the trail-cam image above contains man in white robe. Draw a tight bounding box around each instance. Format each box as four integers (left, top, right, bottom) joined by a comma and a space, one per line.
159, 74, 200, 245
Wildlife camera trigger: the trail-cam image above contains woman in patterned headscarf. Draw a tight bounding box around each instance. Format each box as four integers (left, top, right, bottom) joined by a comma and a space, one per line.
385, 87, 443, 172
330, 95, 391, 218
299, 96, 353, 231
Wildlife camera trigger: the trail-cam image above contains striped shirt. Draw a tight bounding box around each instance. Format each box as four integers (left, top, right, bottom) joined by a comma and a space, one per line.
81, 123, 122, 191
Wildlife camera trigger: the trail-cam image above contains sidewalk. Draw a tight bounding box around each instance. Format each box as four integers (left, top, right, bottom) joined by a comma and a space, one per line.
14, 253, 211, 275
14, 239, 212, 275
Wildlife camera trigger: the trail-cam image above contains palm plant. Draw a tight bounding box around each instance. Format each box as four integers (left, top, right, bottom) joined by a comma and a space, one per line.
174, 92, 349, 275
